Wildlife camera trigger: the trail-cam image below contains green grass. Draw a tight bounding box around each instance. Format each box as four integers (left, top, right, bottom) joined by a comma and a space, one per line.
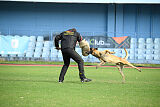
1, 60, 160, 67
0, 65, 160, 107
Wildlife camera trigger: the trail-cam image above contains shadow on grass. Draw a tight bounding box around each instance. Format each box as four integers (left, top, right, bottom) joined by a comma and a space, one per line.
0, 79, 88, 84
0, 78, 57, 83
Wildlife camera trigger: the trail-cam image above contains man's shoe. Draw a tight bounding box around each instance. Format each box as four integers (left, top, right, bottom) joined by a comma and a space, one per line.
81, 78, 92, 82
59, 80, 63, 83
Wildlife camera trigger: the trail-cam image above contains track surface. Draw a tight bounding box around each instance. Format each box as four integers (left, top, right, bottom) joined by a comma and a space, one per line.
0, 64, 160, 69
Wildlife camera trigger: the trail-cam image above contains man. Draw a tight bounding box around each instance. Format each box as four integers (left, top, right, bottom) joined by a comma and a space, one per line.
54, 28, 92, 83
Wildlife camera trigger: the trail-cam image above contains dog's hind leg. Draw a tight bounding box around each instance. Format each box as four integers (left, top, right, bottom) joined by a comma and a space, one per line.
126, 62, 141, 72
116, 63, 125, 83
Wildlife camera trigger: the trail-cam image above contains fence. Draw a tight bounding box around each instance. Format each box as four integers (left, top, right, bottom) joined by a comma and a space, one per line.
0, 32, 160, 64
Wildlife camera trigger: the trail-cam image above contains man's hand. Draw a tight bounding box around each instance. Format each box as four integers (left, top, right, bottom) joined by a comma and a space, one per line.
55, 47, 61, 50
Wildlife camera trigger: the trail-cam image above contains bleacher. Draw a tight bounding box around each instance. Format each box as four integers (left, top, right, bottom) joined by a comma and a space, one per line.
0, 35, 160, 64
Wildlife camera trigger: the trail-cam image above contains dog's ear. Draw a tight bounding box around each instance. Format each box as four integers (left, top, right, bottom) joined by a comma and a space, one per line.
95, 48, 98, 50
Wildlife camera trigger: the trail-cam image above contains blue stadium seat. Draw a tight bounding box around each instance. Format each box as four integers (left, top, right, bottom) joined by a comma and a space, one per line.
18, 53, 25, 60
136, 49, 145, 60
146, 38, 153, 50
43, 47, 50, 51
138, 44, 145, 49
153, 55, 160, 60
131, 38, 137, 44
35, 47, 42, 51
14, 35, 20, 38
57, 51, 63, 61
153, 50, 160, 55
26, 51, 34, 57
113, 49, 122, 57
36, 41, 43, 48
154, 38, 160, 44
146, 38, 153, 44
146, 49, 153, 54
50, 48, 59, 61
22, 35, 28, 38
37, 36, 44, 42
154, 44, 160, 50
42, 44, 50, 60
44, 41, 50, 47
76, 48, 82, 55
30, 36, 36, 42
34, 52, 41, 58
137, 54, 145, 60
130, 43, 137, 49
138, 38, 145, 44
9, 54, 17, 60
42, 52, 50, 57
146, 54, 153, 60
28, 42, 36, 49
146, 44, 153, 49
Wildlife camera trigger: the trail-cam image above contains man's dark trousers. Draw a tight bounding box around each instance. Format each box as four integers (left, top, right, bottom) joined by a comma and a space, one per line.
59, 48, 86, 81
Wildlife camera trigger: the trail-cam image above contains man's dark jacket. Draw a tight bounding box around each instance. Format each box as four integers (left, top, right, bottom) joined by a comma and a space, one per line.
54, 30, 82, 50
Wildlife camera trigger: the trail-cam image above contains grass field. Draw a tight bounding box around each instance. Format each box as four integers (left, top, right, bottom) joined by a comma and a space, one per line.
0, 65, 160, 107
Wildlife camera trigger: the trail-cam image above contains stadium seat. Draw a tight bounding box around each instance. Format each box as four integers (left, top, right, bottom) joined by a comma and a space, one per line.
146, 49, 153, 54
146, 44, 153, 49
113, 49, 122, 57
138, 44, 145, 49
44, 41, 50, 47
36, 41, 43, 48
37, 36, 44, 42
42, 52, 50, 57
138, 38, 145, 44
9, 54, 17, 60
43, 47, 50, 52
28, 42, 36, 49
153, 50, 160, 55
18, 53, 25, 60
137, 54, 145, 60
22, 35, 28, 38
35, 47, 42, 51
30, 36, 36, 42
50, 48, 59, 61
76, 48, 82, 55
131, 38, 137, 44
6, 35, 13, 37
154, 44, 160, 50
26, 51, 34, 58
136, 48, 145, 60
137, 49, 145, 54
14, 35, 20, 38
154, 38, 160, 44
34, 52, 41, 58
146, 38, 153, 44
146, 54, 153, 60
130, 43, 137, 49
153, 55, 160, 60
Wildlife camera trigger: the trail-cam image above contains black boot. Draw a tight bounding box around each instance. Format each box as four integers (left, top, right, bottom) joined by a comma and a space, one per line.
81, 78, 92, 82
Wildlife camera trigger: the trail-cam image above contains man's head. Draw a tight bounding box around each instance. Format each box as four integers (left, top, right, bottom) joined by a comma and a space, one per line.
68, 28, 77, 32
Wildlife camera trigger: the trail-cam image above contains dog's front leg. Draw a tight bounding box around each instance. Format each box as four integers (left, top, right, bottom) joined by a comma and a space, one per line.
96, 60, 105, 69
116, 64, 125, 83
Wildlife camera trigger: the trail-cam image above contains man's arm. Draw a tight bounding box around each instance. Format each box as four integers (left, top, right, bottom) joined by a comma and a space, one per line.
54, 34, 62, 50
77, 32, 83, 42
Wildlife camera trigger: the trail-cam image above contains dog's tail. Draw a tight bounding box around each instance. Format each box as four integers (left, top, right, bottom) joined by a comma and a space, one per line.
124, 48, 128, 59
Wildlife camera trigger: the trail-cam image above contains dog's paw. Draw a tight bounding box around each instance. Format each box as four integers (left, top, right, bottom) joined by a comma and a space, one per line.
96, 66, 98, 69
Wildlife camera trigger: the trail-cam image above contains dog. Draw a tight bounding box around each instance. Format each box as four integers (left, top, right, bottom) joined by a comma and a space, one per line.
90, 48, 141, 83
79, 39, 90, 56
